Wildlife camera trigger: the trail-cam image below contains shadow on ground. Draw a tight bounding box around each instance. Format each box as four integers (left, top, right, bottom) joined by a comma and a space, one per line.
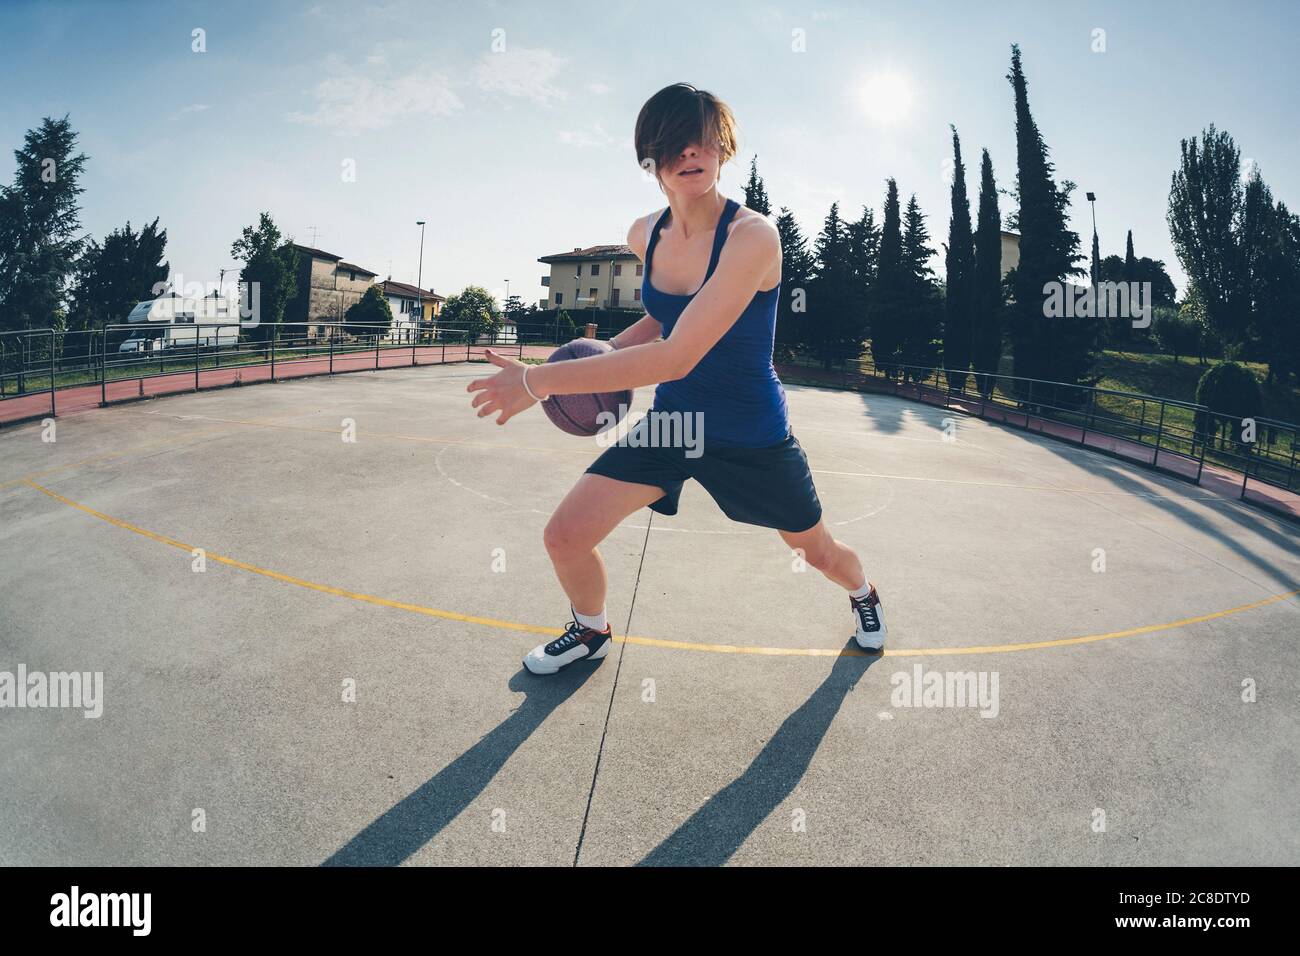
635, 648, 880, 867
322, 662, 600, 866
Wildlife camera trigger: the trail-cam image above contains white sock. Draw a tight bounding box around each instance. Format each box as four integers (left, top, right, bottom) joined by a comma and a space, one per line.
574, 605, 607, 631
849, 580, 873, 600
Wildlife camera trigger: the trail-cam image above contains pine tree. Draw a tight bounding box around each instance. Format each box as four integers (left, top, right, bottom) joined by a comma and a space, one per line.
870, 180, 905, 375
846, 206, 880, 308
67, 218, 169, 360
773, 207, 814, 360
743, 156, 771, 216
900, 194, 941, 378
0, 115, 88, 332
972, 150, 1004, 398
943, 126, 975, 391
1006, 44, 1089, 393
809, 203, 863, 366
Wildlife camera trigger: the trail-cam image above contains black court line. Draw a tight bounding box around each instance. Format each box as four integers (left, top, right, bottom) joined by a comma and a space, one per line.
572, 510, 656, 866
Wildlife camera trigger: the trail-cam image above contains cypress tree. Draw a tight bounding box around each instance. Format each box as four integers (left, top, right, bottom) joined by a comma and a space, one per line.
1006, 44, 1089, 393
870, 179, 905, 376
972, 149, 1004, 397
943, 126, 975, 391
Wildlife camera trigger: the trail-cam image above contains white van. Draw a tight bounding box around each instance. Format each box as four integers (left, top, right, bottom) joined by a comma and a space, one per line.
118, 295, 241, 353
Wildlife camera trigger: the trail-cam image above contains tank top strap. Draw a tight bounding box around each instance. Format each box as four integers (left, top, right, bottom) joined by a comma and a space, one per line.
644, 206, 670, 282
644, 198, 739, 293
702, 198, 741, 284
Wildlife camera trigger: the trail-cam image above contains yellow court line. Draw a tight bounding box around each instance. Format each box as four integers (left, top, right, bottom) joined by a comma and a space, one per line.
21, 479, 1300, 659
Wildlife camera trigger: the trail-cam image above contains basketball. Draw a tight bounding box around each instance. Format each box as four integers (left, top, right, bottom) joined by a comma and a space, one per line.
539, 338, 633, 437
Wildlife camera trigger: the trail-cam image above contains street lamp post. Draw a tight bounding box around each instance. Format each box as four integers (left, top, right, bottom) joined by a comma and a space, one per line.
416, 220, 426, 343
1086, 192, 1099, 285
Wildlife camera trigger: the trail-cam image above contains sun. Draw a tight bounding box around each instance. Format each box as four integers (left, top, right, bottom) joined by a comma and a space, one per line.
858, 72, 914, 125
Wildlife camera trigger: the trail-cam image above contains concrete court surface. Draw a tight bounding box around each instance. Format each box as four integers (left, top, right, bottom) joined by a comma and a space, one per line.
1, 361, 1297, 867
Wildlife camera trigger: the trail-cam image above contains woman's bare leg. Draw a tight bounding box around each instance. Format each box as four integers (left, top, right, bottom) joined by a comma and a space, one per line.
544, 473, 666, 616
778, 518, 867, 591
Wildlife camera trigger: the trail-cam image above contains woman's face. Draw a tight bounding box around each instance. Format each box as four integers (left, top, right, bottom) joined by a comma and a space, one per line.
659, 141, 720, 197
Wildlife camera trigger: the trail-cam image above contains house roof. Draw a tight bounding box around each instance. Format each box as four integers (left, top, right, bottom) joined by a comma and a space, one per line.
290, 243, 344, 262
338, 261, 378, 277
381, 279, 443, 300
539, 244, 637, 264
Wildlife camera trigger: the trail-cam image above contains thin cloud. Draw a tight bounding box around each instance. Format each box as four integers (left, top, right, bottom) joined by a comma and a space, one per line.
170, 103, 212, 120
287, 55, 463, 134
474, 46, 567, 104
558, 124, 617, 148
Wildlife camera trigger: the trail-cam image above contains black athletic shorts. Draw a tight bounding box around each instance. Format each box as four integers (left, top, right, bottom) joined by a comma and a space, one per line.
584, 420, 823, 533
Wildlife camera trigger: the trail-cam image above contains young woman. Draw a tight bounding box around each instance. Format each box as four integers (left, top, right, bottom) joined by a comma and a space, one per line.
468, 83, 887, 675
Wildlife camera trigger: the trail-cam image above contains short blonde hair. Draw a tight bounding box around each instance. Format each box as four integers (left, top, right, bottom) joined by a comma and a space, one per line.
634, 83, 739, 183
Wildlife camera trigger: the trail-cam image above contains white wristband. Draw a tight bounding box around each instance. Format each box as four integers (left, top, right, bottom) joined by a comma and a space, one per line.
522, 365, 544, 402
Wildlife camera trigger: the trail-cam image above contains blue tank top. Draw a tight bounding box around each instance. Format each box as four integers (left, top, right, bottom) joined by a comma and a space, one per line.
642, 197, 790, 447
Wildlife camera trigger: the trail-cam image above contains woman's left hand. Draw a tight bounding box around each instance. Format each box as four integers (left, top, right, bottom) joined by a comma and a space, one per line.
466, 348, 539, 425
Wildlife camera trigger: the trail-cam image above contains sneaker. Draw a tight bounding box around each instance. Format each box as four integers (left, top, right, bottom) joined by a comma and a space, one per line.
851, 584, 887, 652
523, 615, 614, 675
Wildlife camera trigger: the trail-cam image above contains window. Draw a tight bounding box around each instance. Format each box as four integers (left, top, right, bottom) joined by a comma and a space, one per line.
634, 288, 641, 301
635, 264, 644, 276
589, 288, 597, 301
611, 288, 620, 305
575, 264, 583, 277
591, 263, 600, 276
614, 263, 623, 277
349, 271, 356, 282
555, 292, 563, 305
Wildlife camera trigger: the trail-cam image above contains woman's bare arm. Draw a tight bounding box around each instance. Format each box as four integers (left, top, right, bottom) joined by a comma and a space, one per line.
526, 217, 777, 395
609, 313, 662, 350
466, 214, 778, 424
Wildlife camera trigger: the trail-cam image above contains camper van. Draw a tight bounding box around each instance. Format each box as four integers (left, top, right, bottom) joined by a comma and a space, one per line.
117, 294, 242, 353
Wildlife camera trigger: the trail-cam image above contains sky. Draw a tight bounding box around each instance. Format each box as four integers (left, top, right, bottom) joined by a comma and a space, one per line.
1, 0, 1297, 308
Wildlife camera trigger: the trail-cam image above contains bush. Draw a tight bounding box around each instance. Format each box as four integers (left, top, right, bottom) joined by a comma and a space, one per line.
1193, 361, 1263, 448
344, 286, 393, 339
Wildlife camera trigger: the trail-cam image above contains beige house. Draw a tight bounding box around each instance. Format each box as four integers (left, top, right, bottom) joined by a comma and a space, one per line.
380, 279, 444, 342
284, 244, 378, 337
539, 244, 646, 312
1000, 230, 1020, 278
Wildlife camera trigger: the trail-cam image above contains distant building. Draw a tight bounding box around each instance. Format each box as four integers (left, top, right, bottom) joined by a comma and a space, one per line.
380, 279, 443, 342
1000, 230, 1020, 278
538, 244, 645, 312
284, 244, 378, 337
